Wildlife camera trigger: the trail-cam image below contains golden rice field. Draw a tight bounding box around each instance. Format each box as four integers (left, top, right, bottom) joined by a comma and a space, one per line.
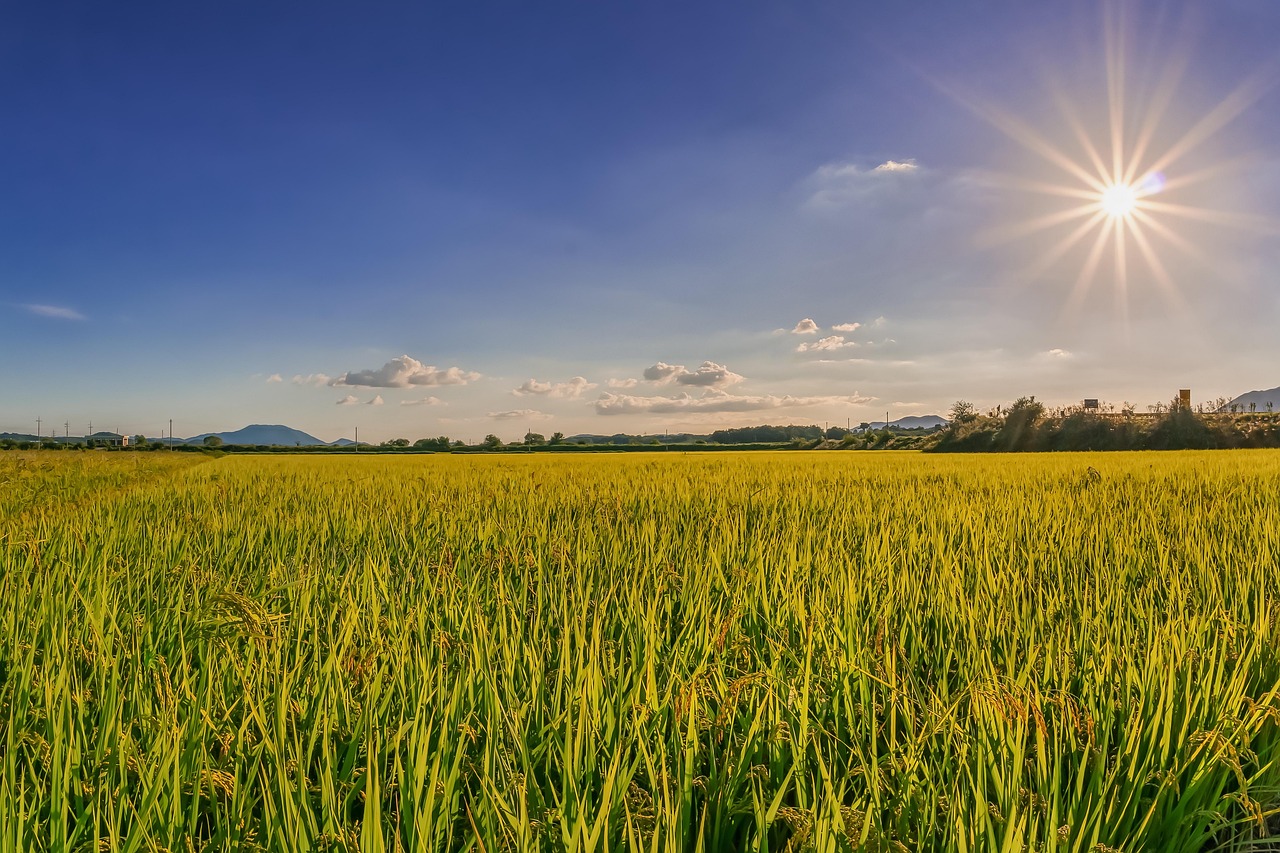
2, 449, 1280, 852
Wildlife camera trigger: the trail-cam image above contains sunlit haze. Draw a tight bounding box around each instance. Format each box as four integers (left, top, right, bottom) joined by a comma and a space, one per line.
4, 1, 1280, 442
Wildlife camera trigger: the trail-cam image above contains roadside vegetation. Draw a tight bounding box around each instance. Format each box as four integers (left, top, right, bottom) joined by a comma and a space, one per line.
3, 451, 1280, 850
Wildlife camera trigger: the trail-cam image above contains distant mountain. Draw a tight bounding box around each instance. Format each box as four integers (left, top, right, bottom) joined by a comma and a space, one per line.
184, 424, 326, 446
330, 438, 358, 447
1227, 386, 1280, 412
862, 415, 948, 431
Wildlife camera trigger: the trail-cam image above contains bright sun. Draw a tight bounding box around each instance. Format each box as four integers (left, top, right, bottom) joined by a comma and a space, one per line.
1099, 183, 1138, 219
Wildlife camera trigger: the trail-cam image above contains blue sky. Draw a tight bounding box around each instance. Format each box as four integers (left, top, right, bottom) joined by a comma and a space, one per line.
4, 1, 1280, 441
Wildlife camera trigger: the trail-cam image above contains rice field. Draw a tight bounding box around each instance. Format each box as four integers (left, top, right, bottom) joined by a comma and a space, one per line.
2, 449, 1280, 852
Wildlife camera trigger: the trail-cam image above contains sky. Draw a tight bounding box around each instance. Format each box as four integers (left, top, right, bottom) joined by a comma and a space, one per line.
4, 0, 1280, 442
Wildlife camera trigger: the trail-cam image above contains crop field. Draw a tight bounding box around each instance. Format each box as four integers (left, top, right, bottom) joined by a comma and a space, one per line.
2, 450, 1280, 852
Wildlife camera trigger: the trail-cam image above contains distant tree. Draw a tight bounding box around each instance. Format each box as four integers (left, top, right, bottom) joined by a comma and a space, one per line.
133, 435, 148, 447
383, 438, 410, 447
203, 436, 223, 448
948, 400, 978, 424
483, 434, 503, 449
414, 436, 451, 451
824, 426, 849, 440
524, 431, 547, 446
549, 431, 565, 446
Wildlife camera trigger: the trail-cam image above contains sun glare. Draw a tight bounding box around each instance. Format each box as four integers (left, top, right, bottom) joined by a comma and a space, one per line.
1099, 183, 1138, 219
950, 2, 1275, 322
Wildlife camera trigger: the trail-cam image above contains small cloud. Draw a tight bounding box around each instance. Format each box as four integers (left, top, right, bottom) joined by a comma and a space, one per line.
1045, 348, 1073, 359
24, 304, 85, 321
293, 373, 332, 387
892, 401, 924, 408
797, 335, 857, 353
872, 316, 888, 328
792, 318, 820, 334
513, 376, 598, 399
367, 395, 384, 406
331, 355, 481, 388
674, 361, 744, 387
266, 374, 283, 384
607, 377, 638, 389
488, 409, 552, 420
336, 395, 360, 406
804, 162, 920, 208
831, 322, 861, 332
400, 396, 444, 406
643, 362, 686, 383
873, 160, 918, 173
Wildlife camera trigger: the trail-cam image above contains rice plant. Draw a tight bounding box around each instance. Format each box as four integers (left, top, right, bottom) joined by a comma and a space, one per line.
2, 450, 1279, 851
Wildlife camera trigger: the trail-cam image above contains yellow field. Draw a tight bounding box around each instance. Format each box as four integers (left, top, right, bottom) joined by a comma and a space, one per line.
2, 450, 1279, 851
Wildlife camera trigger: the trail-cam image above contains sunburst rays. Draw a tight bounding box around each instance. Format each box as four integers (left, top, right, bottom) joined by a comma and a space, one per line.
948, 2, 1278, 322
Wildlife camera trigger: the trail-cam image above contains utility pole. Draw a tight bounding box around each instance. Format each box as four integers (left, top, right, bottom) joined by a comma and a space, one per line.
64, 421, 69, 438
36, 417, 42, 437
89, 421, 93, 436
354, 426, 358, 451
169, 419, 173, 449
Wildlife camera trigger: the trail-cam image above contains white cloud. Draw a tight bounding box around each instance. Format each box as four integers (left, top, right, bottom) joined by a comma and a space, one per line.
331, 355, 481, 388
873, 160, 918, 173
872, 316, 888, 328
266, 374, 283, 383
400, 396, 444, 406
513, 376, 598, 399
367, 395, 384, 406
792, 318, 819, 334
607, 377, 639, 389
892, 401, 924, 408
797, 335, 858, 353
488, 409, 552, 420
336, 395, 360, 406
1045, 348, 1073, 359
292, 373, 332, 387
594, 388, 874, 415
831, 322, 861, 332
24, 304, 85, 321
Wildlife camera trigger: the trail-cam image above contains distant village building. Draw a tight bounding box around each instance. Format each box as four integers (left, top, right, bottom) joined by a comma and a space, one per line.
87, 431, 129, 447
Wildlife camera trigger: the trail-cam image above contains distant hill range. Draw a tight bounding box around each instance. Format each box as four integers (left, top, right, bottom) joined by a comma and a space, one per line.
1227, 386, 1280, 412
183, 424, 330, 446
860, 415, 948, 431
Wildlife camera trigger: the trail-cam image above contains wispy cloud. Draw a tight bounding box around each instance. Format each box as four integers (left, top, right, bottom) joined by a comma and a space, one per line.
595, 388, 874, 415
513, 376, 598, 399
488, 408, 552, 420
831, 322, 861, 332
266, 374, 283, 384
24, 304, 85, 321
805, 161, 920, 208
367, 395, 385, 406
331, 355, 481, 388
400, 396, 444, 406
607, 377, 639, 389
796, 335, 857, 353
792, 318, 819, 334
292, 373, 332, 387
336, 395, 360, 406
